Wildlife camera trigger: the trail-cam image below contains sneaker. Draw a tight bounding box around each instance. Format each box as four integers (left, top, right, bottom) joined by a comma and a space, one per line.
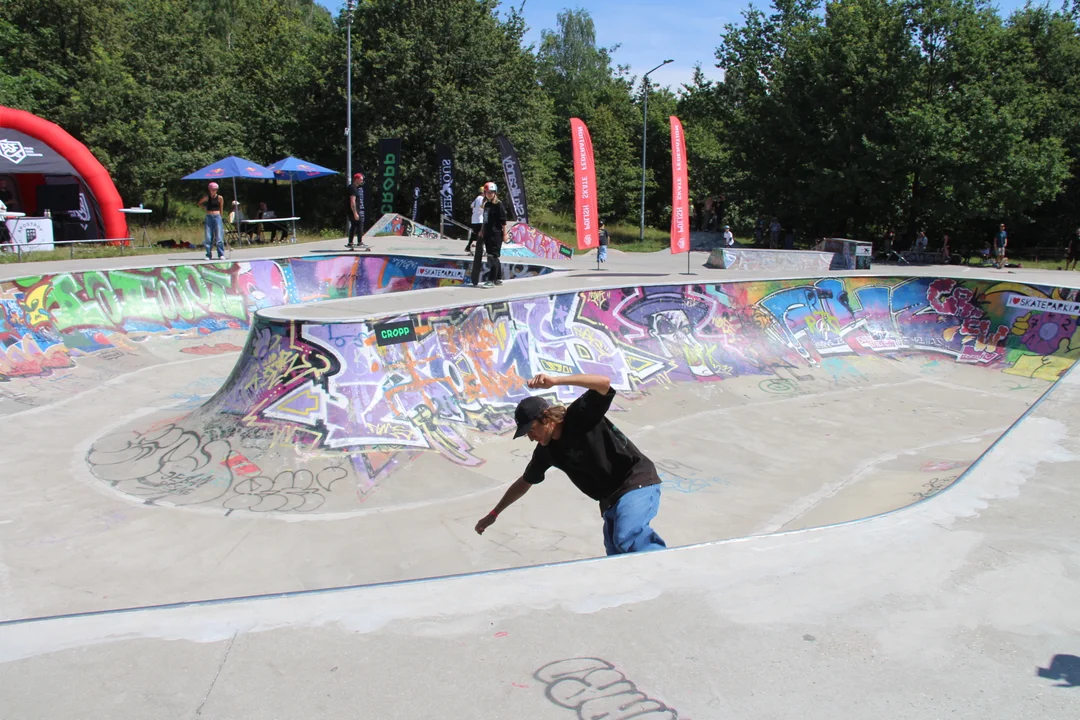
205, 255, 212, 261
482, 281, 495, 288
358, 243, 372, 251
494, 280, 503, 286
345, 244, 354, 250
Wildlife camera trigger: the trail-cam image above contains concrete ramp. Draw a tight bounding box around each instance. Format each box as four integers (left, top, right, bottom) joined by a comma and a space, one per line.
3, 245, 1080, 717
364, 214, 574, 260
3, 255, 1079, 610
707, 246, 846, 270
365, 213, 444, 239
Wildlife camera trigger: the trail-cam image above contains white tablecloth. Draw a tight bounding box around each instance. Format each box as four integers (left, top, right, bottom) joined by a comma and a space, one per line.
4, 216, 54, 251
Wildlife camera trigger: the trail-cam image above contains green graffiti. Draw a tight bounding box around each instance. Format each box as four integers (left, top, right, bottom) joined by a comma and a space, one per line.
201, 266, 246, 321
45, 266, 248, 332
50, 273, 110, 329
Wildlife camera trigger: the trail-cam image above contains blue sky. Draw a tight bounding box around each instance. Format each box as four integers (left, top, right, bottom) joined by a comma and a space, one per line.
317, 0, 1036, 91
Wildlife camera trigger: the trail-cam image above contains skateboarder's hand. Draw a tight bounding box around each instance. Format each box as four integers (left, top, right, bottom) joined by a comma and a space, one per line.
475, 513, 497, 535
527, 373, 556, 389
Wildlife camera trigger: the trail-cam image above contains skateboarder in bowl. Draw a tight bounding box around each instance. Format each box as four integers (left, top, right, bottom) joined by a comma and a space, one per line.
474, 373, 667, 555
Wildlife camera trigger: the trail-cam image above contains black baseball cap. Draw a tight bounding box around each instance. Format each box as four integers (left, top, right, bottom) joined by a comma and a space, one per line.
513, 396, 550, 438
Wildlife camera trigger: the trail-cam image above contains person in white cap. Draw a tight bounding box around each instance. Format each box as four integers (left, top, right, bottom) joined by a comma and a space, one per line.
475, 181, 508, 287
197, 182, 226, 260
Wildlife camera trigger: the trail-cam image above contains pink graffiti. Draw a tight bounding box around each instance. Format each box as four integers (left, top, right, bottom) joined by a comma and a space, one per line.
509, 223, 571, 260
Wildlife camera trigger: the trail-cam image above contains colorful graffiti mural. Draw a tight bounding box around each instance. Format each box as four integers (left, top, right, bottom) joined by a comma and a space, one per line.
366, 213, 571, 259
84, 275, 1080, 513
365, 213, 442, 239
0, 255, 552, 382
508, 223, 573, 260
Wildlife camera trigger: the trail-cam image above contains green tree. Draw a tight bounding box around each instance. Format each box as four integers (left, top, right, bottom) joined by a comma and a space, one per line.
1003, 3, 1080, 244
340, 0, 557, 223
706, 0, 1073, 248
536, 8, 643, 220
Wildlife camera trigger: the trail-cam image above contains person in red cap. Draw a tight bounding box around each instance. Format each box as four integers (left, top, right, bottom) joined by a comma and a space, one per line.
475, 372, 667, 555
197, 182, 225, 260
345, 172, 370, 250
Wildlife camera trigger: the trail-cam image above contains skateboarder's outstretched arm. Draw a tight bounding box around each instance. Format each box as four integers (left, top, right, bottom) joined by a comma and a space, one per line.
474, 476, 531, 534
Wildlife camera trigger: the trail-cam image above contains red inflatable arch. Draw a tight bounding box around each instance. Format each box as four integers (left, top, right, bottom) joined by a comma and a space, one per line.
0, 106, 127, 240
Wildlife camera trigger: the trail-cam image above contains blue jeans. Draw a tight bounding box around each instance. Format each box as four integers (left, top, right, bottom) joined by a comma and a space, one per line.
204, 214, 224, 258
598, 245, 608, 262
602, 484, 666, 555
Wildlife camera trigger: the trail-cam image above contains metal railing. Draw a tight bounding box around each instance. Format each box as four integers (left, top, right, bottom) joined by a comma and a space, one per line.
1, 237, 138, 261
439, 215, 474, 242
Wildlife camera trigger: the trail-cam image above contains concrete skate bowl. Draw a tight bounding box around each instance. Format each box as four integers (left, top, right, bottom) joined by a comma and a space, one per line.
3, 267, 1080, 619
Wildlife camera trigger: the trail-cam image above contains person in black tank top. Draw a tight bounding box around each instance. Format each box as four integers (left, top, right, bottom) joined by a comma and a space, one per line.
198, 181, 226, 260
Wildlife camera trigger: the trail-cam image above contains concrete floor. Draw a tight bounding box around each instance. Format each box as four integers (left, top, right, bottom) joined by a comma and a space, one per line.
1, 234, 1078, 719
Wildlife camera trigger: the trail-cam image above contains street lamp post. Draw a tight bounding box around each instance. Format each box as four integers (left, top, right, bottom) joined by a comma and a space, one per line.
345, 0, 356, 180
639, 59, 673, 242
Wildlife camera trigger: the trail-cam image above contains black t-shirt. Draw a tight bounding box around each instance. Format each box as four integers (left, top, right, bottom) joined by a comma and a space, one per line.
345, 184, 364, 215
523, 388, 661, 512
483, 199, 507, 237
599, 228, 609, 246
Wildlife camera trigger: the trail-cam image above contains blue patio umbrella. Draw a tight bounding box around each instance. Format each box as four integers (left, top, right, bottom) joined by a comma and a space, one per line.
182, 155, 275, 181
266, 156, 338, 242
182, 155, 275, 225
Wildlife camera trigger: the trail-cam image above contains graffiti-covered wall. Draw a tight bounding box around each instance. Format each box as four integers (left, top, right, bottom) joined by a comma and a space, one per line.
509, 223, 573, 260
0, 255, 552, 382
364, 213, 442, 239
239, 276, 1080, 448
85, 275, 1079, 514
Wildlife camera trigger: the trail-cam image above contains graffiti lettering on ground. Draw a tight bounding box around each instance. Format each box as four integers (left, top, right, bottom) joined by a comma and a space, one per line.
535, 658, 681, 719
913, 475, 959, 500
85, 422, 354, 512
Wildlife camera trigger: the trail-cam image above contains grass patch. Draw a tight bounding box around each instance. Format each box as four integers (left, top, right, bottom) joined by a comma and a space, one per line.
528, 209, 673, 253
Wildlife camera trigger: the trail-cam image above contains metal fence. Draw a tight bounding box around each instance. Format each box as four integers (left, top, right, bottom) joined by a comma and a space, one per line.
1, 237, 139, 262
